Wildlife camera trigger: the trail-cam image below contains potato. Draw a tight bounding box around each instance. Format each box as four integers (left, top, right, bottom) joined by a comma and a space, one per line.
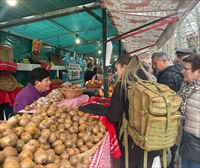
69, 156, 80, 166
3, 146, 18, 157
3, 156, 20, 168
21, 132, 32, 143
20, 157, 35, 168
0, 135, 17, 148
0, 151, 5, 163
19, 150, 33, 161
7, 116, 19, 127
34, 149, 48, 164
54, 144, 65, 155
15, 127, 25, 137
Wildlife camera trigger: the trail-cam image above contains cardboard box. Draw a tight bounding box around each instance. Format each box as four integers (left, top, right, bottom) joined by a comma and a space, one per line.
0, 45, 14, 62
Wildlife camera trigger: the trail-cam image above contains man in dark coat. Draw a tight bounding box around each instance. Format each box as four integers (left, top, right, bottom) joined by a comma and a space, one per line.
152, 52, 183, 92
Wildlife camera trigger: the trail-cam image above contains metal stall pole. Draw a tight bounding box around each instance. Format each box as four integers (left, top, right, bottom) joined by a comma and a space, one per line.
102, 9, 108, 97
118, 40, 122, 58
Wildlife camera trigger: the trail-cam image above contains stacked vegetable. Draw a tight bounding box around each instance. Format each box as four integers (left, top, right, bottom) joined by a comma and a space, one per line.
0, 104, 106, 168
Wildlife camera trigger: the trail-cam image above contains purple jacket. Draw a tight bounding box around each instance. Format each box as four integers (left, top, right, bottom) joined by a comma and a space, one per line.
13, 83, 44, 112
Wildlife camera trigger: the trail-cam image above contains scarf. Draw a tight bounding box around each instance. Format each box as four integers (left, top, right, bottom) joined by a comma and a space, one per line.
177, 77, 200, 115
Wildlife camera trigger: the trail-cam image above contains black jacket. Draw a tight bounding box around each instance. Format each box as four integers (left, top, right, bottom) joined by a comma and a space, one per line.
84, 69, 95, 83
157, 62, 183, 92
106, 69, 148, 124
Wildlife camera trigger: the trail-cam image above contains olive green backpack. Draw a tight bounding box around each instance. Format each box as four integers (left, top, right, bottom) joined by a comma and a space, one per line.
119, 80, 182, 168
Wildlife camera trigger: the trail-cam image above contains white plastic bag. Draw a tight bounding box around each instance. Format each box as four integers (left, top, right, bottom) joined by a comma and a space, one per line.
152, 156, 161, 168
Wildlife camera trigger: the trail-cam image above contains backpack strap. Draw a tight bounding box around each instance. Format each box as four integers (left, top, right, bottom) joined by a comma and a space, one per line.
163, 148, 167, 168
143, 150, 148, 168
119, 115, 129, 168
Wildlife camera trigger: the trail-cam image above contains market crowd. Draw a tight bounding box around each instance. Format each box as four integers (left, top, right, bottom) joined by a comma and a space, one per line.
12, 48, 200, 168
107, 49, 200, 168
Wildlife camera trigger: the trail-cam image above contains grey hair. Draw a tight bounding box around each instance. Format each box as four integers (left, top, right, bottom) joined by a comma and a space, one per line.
151, 52, 169, 60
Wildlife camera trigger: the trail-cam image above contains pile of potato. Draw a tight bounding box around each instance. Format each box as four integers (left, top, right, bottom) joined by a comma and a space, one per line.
0, 104, 106, 168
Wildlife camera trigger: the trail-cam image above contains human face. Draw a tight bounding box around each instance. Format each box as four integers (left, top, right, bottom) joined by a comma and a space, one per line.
152, 57, 168, 72
115, 63, 126, 79
182, 62, 200, 83
35, 77, 51, 92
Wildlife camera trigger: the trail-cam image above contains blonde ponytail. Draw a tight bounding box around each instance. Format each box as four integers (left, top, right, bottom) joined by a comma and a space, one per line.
120, 56, 143, 90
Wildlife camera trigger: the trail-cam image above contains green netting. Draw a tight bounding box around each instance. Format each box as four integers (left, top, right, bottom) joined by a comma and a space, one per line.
53, 10, 102, 32
0, 0, 95, 22
4, 9, 118, 57
7, 20, 66, 39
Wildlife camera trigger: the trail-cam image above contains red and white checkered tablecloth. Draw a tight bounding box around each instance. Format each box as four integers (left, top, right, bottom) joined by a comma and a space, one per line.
89, 133, 111, 168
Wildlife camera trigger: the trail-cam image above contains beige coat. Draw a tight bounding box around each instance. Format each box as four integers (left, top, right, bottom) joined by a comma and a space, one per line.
184, 87, 200, 138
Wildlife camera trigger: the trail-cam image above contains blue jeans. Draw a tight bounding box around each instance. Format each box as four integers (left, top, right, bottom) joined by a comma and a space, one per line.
182, 158, 200, 168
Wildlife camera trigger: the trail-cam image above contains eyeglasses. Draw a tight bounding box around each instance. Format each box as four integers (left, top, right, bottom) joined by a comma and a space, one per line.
183, 67, 192, 71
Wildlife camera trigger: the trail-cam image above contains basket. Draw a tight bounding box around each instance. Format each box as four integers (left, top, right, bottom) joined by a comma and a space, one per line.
61, 87, 86, 99
85, 80, 102, 90
75, 132, 107, 160
86, 87, 99, 91
0, 71, 17, 91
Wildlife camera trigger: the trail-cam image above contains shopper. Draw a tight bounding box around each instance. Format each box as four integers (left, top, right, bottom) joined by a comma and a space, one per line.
174, 48, 196, 64
13, 67, 51, 112
92, 66, 101, 80
84, 63, 95, 83
167, 48, 195, 167
178, 54, 200, 168
105, 55, 160, 168
152, 52, 183, 92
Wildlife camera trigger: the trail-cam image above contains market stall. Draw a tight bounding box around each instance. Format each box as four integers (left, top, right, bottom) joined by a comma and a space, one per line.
0, 84, 120, 167
1, 0, 199, 167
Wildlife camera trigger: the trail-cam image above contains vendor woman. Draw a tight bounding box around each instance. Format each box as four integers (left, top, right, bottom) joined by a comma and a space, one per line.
13, 67, 51, 112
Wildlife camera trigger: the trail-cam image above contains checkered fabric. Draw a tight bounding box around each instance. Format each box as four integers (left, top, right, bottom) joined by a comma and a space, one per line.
89, 133, 111, 168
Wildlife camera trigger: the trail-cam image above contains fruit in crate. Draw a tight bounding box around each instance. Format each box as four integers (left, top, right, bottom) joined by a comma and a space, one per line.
85, 80, 102, 89
98, 85, 114, 97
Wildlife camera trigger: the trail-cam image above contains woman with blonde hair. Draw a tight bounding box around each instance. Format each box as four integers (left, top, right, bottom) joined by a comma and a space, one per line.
105, 55, 160, 168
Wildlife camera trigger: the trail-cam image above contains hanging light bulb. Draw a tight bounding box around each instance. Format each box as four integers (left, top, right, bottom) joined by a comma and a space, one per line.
98, 50, 102, 54
75, 34, 81, 44
6, 0, 17, 6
